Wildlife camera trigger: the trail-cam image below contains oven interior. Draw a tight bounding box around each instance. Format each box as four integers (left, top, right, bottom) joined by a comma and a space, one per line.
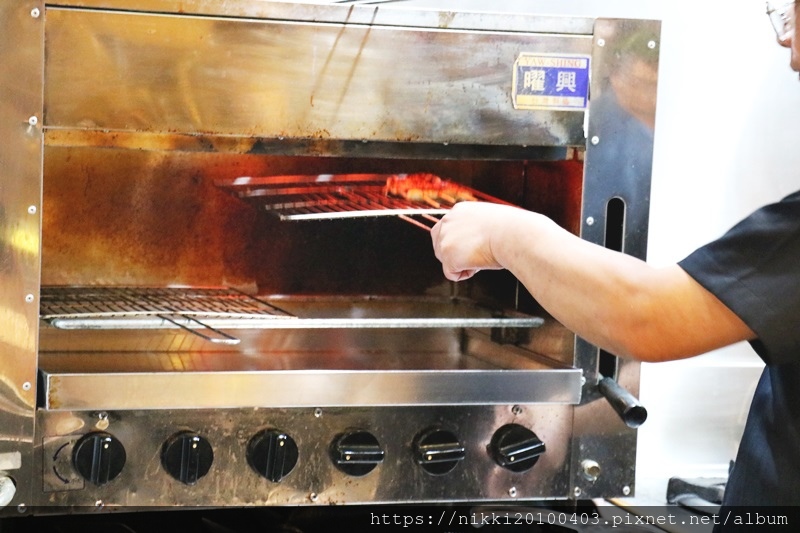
38, 148, 583, 371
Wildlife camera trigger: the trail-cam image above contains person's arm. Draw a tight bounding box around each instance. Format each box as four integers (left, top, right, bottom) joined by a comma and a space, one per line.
430, 202, 756, 362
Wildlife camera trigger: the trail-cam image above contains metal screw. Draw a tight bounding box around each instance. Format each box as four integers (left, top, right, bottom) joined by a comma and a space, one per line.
511, 405, 523, 415
17, 504, 27, 514
573, 487, 582, 498
27, 205, 37, 215
597, 38, 605, 47
590, 135, 600, 145
586, 217, 595, 226
647, 40, 657, 49
313, 408, 323, 418
622, 485, 631, 496
97, 412, 108, 421
309, 492, 319, 502
31, 7, 40, 18
22, 382, 31, 391
95, 500, 104, 509
24, 294, 34, 303
28, 116, 38, 127
508, 487, 517, 497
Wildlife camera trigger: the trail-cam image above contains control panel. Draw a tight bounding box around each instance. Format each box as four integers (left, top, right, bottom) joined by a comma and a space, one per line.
37, 406, 570, 507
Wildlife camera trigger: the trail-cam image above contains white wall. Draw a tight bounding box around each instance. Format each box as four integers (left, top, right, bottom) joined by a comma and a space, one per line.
286, 0, 800, 502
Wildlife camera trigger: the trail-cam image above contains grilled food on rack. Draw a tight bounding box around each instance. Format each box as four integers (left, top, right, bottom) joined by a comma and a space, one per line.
384, 173, 476, 207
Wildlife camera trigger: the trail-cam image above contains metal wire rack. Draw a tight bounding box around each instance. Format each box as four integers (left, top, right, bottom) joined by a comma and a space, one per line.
40, 287, 543, 343
40, 287, 295, 344
214, 173, 511, 229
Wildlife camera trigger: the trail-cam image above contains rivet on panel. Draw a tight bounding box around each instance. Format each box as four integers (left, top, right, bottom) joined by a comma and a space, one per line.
597, 38, 605, 47
24, 294, 34, 303
22, 382, 31, 391
586, 217, 595, 226
622, 485, 631, 496
27, 205, 37, 215
31, 7, 40, 18
508, 487, 517, 497
590, 136, 600, 145
27, 116, 38, 127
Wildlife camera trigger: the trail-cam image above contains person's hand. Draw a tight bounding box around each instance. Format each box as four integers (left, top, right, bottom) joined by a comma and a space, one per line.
430, 201, 523, 281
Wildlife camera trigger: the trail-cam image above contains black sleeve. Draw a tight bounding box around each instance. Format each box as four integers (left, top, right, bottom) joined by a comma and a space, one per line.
677, 191, 800, 365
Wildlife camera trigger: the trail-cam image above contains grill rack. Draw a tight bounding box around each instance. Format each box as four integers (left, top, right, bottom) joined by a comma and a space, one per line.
214, 173, 512, 225
40, 287, 296, 344
40, 287, 544, 344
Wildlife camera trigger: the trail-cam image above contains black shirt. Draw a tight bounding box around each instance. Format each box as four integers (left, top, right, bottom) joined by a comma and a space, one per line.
678, 191, 800, 519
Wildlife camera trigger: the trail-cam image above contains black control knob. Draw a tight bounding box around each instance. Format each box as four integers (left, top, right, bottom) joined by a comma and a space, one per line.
247, 429, 298, 482
413, 428, 465, 475
72, 432, 126, 486
489, 424, 546, 472
161, 431, 214, 485
330, 430, 384, 477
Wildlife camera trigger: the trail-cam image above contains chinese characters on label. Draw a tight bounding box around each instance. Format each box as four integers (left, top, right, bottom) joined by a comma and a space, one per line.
512, 54, 590, 111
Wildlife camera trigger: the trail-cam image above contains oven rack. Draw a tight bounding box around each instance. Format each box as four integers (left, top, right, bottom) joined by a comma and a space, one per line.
214, 173, 511, 222
40, 287, 544, 344
40, 286, 296, 344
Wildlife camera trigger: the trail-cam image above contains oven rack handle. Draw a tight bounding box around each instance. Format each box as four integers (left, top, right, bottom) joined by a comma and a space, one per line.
597, 376, 648, 428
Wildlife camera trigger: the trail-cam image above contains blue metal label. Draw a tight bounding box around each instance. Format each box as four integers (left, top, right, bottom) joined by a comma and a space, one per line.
512, 53, 590, 111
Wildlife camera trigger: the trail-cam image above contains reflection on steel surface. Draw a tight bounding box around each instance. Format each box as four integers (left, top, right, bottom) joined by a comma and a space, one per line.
40, 368, 583, 410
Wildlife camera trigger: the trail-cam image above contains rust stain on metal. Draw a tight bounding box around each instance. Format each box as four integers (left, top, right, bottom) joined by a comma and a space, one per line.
46, 377, 60, 410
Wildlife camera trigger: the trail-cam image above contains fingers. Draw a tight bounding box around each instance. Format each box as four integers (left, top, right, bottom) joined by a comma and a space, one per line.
430, 217, 444, 261
450, 268, 478, 281
430, 209, 480, 282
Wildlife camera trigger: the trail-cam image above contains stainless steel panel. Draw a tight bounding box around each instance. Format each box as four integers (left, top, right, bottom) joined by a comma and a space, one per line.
44, 8, 590, 146
40, 368, 582, 410
570, 358, 641, 499
583, 18, 660, 259
45, 0, 596, 37
0, 0, 44, 513
35, 405, 575, 506
570, 18, 660, 500
42, 346, 582, 410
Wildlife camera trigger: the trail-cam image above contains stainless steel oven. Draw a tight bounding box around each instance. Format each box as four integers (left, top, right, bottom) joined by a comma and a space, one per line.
0, 0, 659, 514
